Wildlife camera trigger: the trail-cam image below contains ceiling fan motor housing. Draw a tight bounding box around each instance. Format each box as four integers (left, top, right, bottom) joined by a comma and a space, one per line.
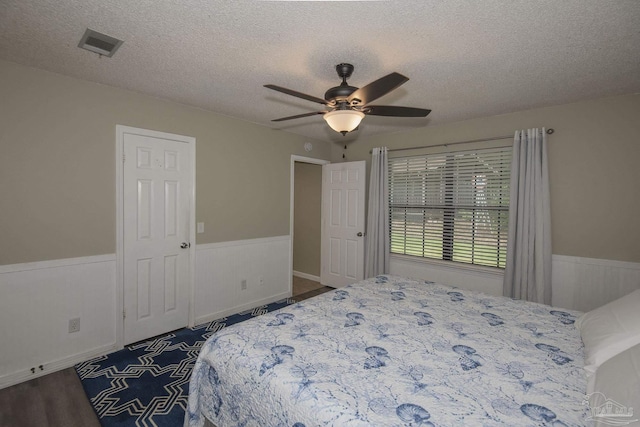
324, 63, 359, 105
324, 85, 358, 104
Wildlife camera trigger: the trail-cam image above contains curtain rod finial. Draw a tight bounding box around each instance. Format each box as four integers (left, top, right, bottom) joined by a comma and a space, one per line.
546, 128, 554, 134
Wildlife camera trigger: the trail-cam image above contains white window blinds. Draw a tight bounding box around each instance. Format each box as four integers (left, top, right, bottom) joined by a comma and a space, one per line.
389, 146, 512, 268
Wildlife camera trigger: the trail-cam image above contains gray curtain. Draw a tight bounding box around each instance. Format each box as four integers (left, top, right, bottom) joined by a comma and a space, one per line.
503, 128, 552, 304
365, 147, 390, 278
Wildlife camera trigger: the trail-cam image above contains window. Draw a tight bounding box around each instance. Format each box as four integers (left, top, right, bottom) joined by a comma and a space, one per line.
389, 146, 512, 268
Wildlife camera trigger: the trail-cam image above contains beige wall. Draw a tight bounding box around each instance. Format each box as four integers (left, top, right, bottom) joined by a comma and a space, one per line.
0, 60, 331, 265
3, 58, 638, 266
332, 93, 640, 263
293, 162, 322, 277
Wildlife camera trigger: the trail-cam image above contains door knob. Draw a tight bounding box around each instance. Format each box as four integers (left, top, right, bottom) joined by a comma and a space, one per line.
357, 232, 365, 237
180, 242, 191, 249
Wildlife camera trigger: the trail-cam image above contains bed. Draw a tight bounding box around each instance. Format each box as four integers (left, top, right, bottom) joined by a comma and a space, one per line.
185, 275, 589, 426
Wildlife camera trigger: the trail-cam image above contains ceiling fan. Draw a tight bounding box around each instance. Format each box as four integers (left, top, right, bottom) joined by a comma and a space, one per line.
264, 63, 431, 135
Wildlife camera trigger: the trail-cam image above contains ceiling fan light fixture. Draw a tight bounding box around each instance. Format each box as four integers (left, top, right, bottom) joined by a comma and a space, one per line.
265, 64, 430, 132
323, 110, 365, 135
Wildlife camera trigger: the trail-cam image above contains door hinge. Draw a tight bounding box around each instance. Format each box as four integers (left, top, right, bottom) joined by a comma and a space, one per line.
122, 153, 126, 163
123, 309, 126, 320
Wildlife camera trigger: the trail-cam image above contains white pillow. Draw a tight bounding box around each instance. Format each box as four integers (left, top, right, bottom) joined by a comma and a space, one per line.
576, 289, 640, 374
585, 343, 640, 426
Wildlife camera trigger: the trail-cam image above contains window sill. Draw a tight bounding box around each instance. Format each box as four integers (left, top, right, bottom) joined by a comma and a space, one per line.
390, 254, 505, 278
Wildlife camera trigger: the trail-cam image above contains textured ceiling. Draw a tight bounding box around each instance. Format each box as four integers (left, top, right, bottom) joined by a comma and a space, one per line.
1, 0, 639, 144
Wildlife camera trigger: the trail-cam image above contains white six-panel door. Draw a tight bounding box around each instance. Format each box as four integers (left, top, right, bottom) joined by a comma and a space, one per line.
123, 132, 191, 345
321, 161, 366, 288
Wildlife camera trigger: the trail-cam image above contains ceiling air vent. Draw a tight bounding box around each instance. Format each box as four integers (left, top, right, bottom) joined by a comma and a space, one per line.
78, 28, 123, 57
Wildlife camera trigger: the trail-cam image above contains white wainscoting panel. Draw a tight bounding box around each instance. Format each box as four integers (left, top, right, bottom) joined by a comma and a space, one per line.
390, 254, 640, 312
390, 255, 504, 296
194, 236, 292, 325
0, 255, 117, 389
2, 247, 632, 389
552, 255, 640, 312
0, 236, 293, 389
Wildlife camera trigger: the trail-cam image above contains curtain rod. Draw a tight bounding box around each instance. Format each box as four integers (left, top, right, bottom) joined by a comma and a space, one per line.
371, 128, 555, 153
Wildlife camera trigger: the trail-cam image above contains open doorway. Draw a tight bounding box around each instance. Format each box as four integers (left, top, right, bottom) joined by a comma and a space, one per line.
289, 156, 330, 298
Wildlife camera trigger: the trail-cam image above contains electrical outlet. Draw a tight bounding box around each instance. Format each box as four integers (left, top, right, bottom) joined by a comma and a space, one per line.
241, 279, 247, 290
68, 317, 80, 333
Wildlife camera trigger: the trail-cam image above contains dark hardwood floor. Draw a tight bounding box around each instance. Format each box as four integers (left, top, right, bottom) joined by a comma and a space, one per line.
0, 277, 330, 427
292, 275, 332, 300
0, 368, 100, 427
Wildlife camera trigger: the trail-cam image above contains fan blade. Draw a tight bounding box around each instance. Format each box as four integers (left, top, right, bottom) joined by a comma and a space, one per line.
271, 111, 326, 122
348, 72, 409, 105
264, 84, 328, 105
364, 105, 431, 117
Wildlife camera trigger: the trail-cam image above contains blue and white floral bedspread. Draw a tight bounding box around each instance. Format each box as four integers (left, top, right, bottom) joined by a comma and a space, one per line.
186, 275, 588, 426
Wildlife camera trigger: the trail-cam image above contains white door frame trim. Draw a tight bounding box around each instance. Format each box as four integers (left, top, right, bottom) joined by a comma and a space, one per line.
289, 155, 330, 294
115, 125, 196, 349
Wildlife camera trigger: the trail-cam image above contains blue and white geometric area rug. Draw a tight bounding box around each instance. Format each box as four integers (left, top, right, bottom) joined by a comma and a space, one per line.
75, 298, 295, 427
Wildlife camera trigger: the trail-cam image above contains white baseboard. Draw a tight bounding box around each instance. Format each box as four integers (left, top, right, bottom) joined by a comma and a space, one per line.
0, 342, 117, 390
194, 291, 292, 326
293, 270, 321, 282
